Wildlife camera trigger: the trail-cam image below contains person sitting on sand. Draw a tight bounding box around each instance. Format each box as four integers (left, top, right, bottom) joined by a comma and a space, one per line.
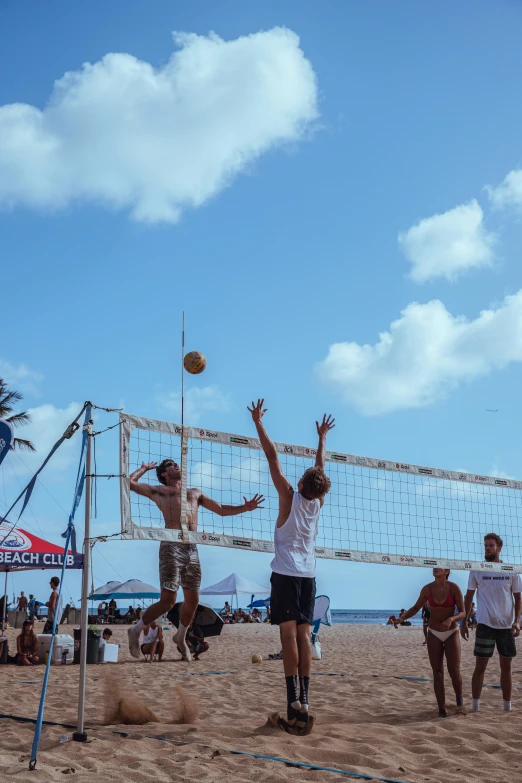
186, 624, 209, 660
252, 608, 262, 623
0, 635, 8, 663
468, 602, 478, 630
141, 621, 164, 662
16, 620, 39, 666
399, 568, 466, 718
125, 606, 136, 624
220, 601, 231, 616
99, 627, 113, 649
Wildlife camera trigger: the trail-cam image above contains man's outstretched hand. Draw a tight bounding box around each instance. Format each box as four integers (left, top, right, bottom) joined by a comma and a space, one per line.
247, 399, 267, 425
243, 494, 265, 511
141, 461, 158, 471
316, 414, 335, 439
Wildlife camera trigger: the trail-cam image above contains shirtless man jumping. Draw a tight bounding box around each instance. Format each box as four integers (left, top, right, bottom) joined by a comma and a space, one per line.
128, 459, 264, 660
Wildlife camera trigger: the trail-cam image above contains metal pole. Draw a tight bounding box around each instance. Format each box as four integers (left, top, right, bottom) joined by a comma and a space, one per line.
73, 415, 93, 743
1, 569, 7, 632
180, 312, 189, 542
181, 311, 185, 444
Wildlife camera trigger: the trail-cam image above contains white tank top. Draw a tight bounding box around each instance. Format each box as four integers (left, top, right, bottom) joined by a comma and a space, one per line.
270, 492, 321, 578
142, 626, 159, 644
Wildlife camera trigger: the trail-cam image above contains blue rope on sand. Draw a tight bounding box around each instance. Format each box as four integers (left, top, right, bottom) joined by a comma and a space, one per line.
228, 750, 408, 782
313, 672, 520, 691
397, 675, 520, 690
1, 712, 410, 783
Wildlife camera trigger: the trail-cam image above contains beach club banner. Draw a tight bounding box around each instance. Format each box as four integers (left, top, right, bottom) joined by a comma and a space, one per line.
0, 419, 14, 467
0, 523, 83, 569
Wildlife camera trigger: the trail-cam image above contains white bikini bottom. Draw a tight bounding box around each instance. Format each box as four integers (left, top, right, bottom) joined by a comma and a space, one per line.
428, 627, 458, 643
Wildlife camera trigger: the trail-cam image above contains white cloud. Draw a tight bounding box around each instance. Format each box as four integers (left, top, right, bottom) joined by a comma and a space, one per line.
487, 169, 522, 213
490, 464, 516, 481
0, 359, 43, 397
158, 385, 231, 424
398, 200, 496, 283
317, 291, 522, 415
0, 28, 318, 224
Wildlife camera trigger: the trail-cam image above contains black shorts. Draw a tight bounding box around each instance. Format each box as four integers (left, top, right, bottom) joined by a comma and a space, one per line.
474, 623, 517, 659
270, 572, 315, 626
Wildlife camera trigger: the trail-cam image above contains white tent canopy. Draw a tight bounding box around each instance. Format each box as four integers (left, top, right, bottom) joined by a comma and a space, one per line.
200, 572, 270, 603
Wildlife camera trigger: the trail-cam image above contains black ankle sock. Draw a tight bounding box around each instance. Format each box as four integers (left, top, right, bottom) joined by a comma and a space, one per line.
438, 708, 447, 718
285, 675, 298, 707
456, 696, 464, 707
299, 676, 310, 706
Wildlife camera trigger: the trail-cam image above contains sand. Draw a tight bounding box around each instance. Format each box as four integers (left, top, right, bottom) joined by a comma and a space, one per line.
1, 621, 522, 782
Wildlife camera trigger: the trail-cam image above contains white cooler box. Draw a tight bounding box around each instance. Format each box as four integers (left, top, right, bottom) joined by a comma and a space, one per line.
37, 634, 74, 664
99, 642, 119, 663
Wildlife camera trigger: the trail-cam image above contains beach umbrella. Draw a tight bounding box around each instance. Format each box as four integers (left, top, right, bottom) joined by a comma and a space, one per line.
91, 578, 160, 600
247, 597, 270, 609
167, 603, 224, 638
88, 581, 121, 600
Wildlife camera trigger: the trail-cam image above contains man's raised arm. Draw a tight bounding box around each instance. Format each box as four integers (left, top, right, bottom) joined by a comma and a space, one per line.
199, 493, 264, 516
129, 461, 158, 498
247, 399, 292, 496
315, 415, 335, 469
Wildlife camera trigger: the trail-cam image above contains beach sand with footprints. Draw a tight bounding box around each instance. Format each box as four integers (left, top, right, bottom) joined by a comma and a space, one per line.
1, 622, 522, 782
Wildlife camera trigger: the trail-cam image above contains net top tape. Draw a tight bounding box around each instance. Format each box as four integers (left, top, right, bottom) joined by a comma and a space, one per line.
121, 413, 521, 491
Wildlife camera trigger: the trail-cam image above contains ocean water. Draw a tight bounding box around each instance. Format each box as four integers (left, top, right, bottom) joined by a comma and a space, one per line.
220, 609, 423, 626
331, 609, 423, 626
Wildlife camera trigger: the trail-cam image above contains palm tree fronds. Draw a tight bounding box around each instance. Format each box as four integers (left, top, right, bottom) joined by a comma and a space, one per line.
6, 411, 32, 428
13, 437, 36, 452
0, 379, 35, 451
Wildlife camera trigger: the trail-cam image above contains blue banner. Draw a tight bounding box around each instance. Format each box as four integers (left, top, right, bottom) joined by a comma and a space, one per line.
0, 419, 14, 467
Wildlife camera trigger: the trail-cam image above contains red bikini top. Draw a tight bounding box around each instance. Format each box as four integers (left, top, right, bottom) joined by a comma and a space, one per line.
427, 588, 456, 608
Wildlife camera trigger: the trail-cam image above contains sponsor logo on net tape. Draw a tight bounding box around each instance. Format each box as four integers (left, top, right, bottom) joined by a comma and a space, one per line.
233, 538, 251, 548
199, 429, 218, 439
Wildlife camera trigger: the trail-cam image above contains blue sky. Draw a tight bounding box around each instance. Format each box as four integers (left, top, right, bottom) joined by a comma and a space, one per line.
2, 1, 522, 609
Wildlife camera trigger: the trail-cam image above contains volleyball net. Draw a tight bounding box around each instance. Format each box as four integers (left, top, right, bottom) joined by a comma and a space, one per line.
120, 413, 522, 572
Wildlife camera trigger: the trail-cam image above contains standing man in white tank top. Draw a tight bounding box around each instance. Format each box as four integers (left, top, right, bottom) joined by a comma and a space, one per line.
248, 399, 334, 735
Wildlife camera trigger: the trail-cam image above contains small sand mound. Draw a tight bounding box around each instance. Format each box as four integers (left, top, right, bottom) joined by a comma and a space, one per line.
173, 685, 199, 724
104, 681, 159, 726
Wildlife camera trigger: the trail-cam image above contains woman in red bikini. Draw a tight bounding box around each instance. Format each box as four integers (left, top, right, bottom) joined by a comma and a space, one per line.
399, 568, 466, 717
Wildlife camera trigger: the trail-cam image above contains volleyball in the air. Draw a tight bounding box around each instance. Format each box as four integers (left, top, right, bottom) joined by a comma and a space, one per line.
251, 654, 263, 664
184, 351, 206, 375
